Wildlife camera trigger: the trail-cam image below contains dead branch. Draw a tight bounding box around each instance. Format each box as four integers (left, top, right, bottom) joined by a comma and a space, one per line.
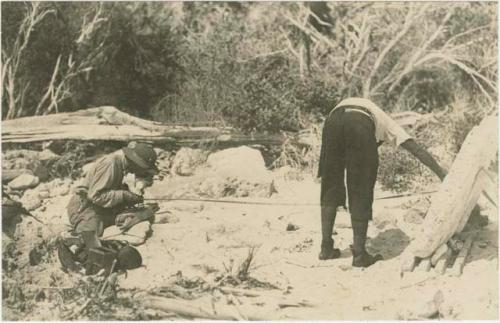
443, 24, 491, 48
77, 4, 107, 44
383, 10, 454, 93
362, 5, 428, 97
135, 292, 269, 320
3, 3, 54, 119
34, 55, 62, 115
34, 4, 105, 116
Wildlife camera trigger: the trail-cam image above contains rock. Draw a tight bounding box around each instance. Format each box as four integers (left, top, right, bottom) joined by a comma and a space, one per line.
38, 190, 50, 199
2, 169, 34, 183
146, 148, 275, 199
207, 146, 268, 181
102, 222, 152, 246
20, 190, 43, 211
171, 148, 207, 176
38, 149, 60, 162
50, 184, 70, 197
8, 174, 40, 190
286, 223, 300, 231
153, 148, 164, 155
32, 164, 50, 182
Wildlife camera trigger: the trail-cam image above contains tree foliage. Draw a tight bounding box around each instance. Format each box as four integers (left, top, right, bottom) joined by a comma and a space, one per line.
1, 2, 497, 133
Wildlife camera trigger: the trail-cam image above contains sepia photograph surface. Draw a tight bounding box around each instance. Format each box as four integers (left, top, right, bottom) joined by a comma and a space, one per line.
1, 1, 498, 321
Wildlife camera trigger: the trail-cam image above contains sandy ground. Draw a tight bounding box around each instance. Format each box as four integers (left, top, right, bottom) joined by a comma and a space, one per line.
3, 175, 498, 320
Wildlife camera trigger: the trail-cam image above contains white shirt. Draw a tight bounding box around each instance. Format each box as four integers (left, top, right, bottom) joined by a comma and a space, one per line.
331, 97, 412, 147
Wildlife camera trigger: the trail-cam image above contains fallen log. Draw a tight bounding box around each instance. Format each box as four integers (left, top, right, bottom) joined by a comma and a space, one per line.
0, 106, 285, 145
2, 106, 428, 146
134, 293, 273, 320
406, 116, 497, 259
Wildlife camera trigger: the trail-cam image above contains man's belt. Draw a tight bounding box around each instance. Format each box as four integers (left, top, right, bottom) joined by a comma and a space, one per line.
332, 105, 375, 123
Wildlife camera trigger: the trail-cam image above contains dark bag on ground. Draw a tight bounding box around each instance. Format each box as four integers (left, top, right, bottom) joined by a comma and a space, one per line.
57, 239, 142, 274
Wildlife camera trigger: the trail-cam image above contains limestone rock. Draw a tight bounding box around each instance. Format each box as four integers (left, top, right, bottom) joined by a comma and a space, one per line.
171, 148, 207, 176
8, 174, 40, 190
38, 149, 60, 162
50, 184, 70, 197
207, 146, 268, 181
20, 190, 42, 211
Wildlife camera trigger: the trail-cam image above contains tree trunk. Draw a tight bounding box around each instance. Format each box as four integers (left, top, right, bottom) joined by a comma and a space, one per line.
2, 106, 429, 146
407, 115, 497, 259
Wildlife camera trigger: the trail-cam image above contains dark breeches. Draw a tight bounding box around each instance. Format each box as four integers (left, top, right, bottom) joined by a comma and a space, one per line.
319, 108, 379, 221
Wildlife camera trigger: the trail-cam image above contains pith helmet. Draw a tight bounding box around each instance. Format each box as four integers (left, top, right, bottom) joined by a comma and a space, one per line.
122, 141, 158, 175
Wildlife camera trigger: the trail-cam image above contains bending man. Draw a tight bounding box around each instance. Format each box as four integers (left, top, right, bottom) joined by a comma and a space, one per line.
318, 97, 447, 268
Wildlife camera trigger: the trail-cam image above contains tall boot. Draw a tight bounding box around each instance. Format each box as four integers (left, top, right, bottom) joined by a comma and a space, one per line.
351, 219, 382, 267
319, 205, 341, 260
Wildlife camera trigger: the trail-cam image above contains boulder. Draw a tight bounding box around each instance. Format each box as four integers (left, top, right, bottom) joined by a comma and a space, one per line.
2, 169, 33, 183
8, 174, 40, 190
207, 146, 268, 181
2, 150, 56, 177
146, 147, 276, 199
171, 148, 207, 176
38, 149, 60, 162
20, 190, 42, 211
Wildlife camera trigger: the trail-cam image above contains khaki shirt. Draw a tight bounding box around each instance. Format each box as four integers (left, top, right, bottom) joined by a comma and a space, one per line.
80, 150, 129, 208
332, 97, 412, 147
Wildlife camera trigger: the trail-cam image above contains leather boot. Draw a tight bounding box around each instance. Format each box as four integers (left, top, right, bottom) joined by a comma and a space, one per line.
319, 205, 341, 260
351, 220, 382, 267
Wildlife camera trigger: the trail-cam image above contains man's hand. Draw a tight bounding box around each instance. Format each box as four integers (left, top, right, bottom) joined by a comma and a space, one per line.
124, 191, 144, 205
400, 139, 447, 181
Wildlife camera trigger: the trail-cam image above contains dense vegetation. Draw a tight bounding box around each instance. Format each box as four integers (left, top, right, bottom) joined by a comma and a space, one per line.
1, 2, 497, 190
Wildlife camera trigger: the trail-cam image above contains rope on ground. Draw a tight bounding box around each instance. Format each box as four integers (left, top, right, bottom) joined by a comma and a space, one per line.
145, 190, 437, 207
